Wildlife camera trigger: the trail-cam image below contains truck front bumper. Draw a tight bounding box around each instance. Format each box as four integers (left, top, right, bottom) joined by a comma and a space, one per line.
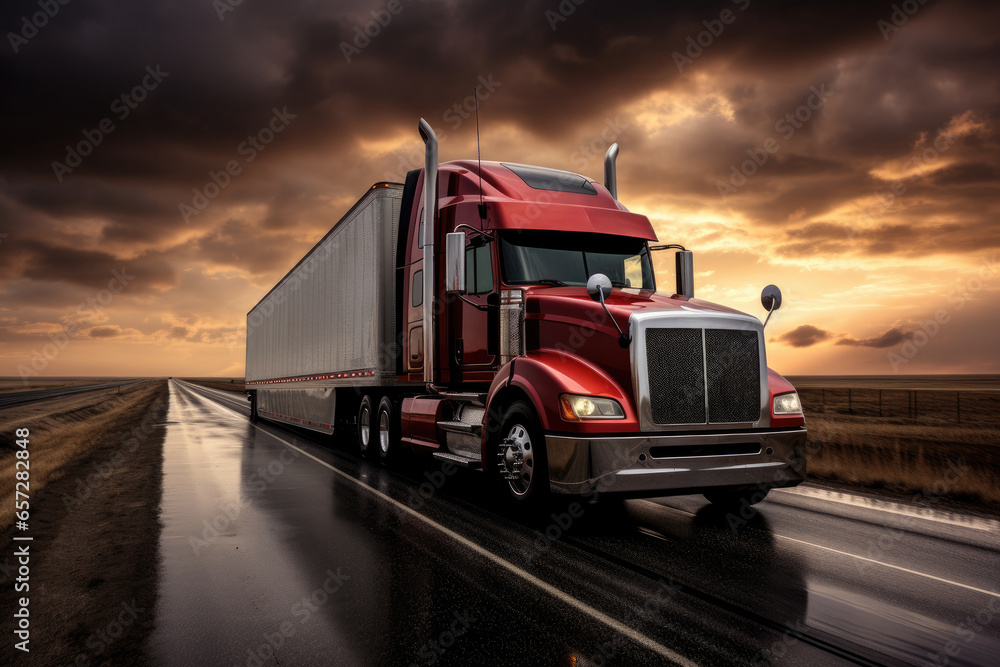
545, 428, 807, 496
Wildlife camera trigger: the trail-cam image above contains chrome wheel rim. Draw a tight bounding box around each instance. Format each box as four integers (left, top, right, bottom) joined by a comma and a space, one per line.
360, 404, 371, 450
379, 410, 390, 455
499, 423, 534, 496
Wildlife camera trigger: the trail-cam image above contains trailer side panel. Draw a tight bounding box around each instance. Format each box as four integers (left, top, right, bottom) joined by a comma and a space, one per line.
246, 185, 403, 432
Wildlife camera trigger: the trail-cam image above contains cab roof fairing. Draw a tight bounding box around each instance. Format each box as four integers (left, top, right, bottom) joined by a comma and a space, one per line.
436, 160, 658, 241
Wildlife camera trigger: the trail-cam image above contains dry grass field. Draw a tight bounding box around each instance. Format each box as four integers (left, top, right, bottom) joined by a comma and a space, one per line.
0, 380, 168, 664
0, 377, 135, 394
791, 376, 1000, 508
0, 380, 165, 528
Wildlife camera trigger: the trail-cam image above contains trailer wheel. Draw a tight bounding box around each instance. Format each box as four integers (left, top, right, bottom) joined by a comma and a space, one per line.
376, 396, 400, 466
495, 401, 549, 508
704, 486, 770, 508
358, 395, 376, 458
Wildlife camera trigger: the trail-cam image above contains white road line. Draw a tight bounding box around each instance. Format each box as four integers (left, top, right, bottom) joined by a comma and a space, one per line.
172, 381, 697, 667
638, 499, 1000, 600
774, 534, 1000, 599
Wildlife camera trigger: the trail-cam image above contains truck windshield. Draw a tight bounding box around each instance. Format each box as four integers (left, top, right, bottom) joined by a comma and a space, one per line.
500, 231, 655, 290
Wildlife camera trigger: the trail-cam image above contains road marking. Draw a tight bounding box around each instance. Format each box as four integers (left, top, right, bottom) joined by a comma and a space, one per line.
637, 499, 1000, 600
773, 486, 1000, 533
775, 534, 1000, 599
173, 381, 697, 667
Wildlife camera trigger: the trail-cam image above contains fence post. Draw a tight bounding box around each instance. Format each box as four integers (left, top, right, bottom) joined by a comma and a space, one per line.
879, 390, 882, 418
957, 391, 961, 425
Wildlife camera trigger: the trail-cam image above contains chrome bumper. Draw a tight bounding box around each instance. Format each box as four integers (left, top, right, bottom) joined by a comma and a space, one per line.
546, 428, 807, 495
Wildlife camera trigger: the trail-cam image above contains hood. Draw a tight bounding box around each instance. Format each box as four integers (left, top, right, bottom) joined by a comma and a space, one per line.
524, 286, 756, 332
521, 287, 762, 398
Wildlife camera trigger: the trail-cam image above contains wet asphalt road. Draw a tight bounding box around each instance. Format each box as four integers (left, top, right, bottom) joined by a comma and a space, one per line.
150, 380, 1000, 666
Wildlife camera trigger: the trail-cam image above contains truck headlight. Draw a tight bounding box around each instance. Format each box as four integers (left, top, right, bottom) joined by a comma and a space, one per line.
560, 394, 625, 420
773, 391, 802, 415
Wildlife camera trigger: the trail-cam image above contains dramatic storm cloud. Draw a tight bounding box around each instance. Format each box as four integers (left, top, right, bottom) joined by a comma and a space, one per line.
1, 0, 998, 377
771, 325, 834, 349
837, 326, 915, 348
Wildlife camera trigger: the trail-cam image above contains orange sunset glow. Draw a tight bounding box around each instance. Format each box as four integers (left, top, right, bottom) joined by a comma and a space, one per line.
2, 0, 998, 378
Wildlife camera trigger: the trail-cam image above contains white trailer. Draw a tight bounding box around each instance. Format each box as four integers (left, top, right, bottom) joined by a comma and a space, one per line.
245, 184, 405, 431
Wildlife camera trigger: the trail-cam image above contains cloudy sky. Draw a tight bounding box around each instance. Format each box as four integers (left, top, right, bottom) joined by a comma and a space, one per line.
1, 0, 998, 378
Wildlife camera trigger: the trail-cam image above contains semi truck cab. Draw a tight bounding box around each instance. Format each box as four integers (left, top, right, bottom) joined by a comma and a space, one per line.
391, 121, 805, 507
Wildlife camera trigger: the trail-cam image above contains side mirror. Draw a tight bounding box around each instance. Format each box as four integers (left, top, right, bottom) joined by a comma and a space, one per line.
445, 232, 466, 294
675, 250, 694, 299
586, 273, 612, 303
761, 284, 782, 328
761, 284, 782, 312
587, 273, 630, 347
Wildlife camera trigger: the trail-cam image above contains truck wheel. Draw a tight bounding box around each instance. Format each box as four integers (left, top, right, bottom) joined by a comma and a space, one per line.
704, 486, 770, 508
495, 401, 549, 508
358, 395, 376, 458
376, 396, 400, 466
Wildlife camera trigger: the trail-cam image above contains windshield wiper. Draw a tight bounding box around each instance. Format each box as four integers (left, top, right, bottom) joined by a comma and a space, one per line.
534, 279, 567, 286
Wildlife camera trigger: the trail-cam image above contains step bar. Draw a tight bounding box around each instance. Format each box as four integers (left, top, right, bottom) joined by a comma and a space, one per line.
431, 451, 482, 469
437, 420, 482, 436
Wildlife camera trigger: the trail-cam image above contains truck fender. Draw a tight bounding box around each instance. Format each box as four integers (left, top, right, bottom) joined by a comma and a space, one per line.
484, 349, 637, 443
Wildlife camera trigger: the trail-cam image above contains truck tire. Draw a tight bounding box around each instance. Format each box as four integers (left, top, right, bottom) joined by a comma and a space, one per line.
376, 396, 400, 466
358, 395, 376, 458
495, 401, 549, 508
704, 486, 770, 508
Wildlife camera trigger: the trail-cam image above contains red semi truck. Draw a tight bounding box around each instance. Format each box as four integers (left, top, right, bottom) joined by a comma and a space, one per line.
245, 119, 806, 508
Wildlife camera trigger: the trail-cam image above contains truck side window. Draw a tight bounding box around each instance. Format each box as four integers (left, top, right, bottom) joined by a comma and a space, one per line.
465, 243, 494, 295
412, 270, 423, 307
624, 254, 643, 288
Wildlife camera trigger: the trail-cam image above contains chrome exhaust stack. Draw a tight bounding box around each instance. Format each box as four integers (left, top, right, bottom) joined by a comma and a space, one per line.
419, 118, 438, 386
604, 143, 619, 200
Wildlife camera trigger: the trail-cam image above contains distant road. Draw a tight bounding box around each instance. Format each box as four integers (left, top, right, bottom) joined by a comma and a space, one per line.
0, 381, 141, 409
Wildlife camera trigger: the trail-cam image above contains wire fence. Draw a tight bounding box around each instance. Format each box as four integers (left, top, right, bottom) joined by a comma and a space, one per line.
798, 388, 1000, 425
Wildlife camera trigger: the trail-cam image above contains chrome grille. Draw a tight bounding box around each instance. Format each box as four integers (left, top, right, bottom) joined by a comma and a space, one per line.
645, 327, 760, 425
705, 329, 760, 423
645, 329, 705, 424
